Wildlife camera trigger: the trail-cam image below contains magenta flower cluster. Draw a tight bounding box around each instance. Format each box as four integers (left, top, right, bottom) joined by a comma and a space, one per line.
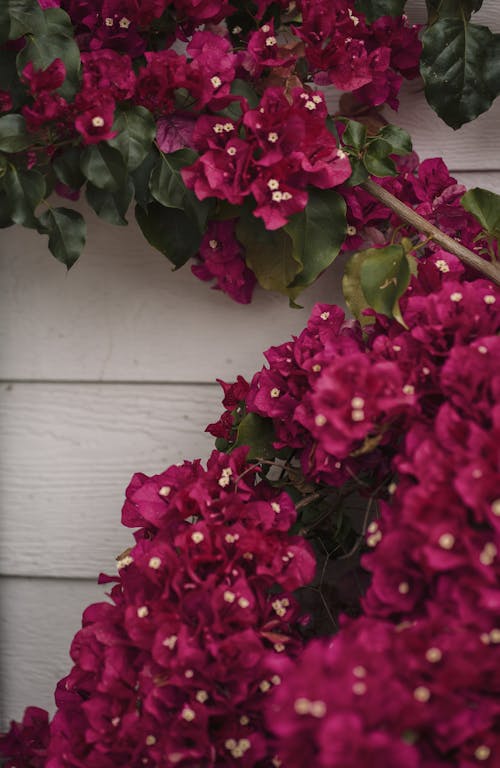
205, 207, 499, 764
0, 448, 316, 767
182, 87, 352, 230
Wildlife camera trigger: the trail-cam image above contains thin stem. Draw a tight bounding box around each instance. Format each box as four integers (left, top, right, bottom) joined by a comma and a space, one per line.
362, 178, 500, 285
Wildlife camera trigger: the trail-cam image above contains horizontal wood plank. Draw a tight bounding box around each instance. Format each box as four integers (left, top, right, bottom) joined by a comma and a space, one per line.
0, 204, 347, 383
1, 172, 499, 383
0, 576, 103, 728
0, 382, 223, 578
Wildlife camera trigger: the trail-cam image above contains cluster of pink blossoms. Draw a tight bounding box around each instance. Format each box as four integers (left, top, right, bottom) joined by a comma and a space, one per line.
182, 87, 351, 230
0, 448, 315, 767
206, 242, 499, 765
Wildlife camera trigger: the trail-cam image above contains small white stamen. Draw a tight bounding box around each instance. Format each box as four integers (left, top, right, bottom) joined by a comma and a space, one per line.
435, 259, 449, 273
148, 557, 162, 569
137, 605, 149, 618
91, 116, 105, 128
450, 292, 463, 302
438, 533, 455, 550
413, 686, 431, 702
191, 531, 204, 544
211, 76, 222, 88
163, 634, 177, 649
425, 647, 442, 663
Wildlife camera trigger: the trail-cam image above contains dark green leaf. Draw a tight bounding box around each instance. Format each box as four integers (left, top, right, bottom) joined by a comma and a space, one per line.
359, 244, 411, 322
149, 148, 197, 209
347, 157, 369, 186
354, 0, 407, 23
0, 187, 13, 227
52, 146, 85, 190
421, 20, 500, 129
80, 144, 128, 191
0, 114, 32, 152
232, 413, 276, 460
86, 179, 133, 226
16, 15, 81, 100
236, 213, 301, 294
42, 6, 74, 35
230, 78, 260, 108
426, 0, 483, 23
285, 188, 347, 299
342, 250, 374, 325
135, 202, 203, 268
461, 187, 500, 239
364, 139, 397, 177
0, 0, 46, 42
38, 207, 86, 268
0, 47, 25, 109
149, 148, 212, 230
131, 150, 157, 209
5, 165, 45, 227
378, 124, 412, 155
342, 120, 367, 150
107, 106, 156, 171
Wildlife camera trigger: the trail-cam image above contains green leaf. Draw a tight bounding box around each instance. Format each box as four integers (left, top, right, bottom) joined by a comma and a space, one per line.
52, 146, 85, 190
5, 165, 45, 227
0, 0, 46, 43
80, 144, 128, 191
236, 213, 301, 294
16, 10, 80, 100
149, 148, 213, 230
0, 46, 25, 109
342, 120, 367, 150
0, 114, 32, 153
38, 207, 86, 268
135, 202, 203, 268
107, 106, 156, 171
285, 189, 347, 299
149, 148, 197, 209
232, 413, 276, 460
42, 6, 74, 35
131, 150, 157, 209
359, 244, 411, 322
426, 0, 483, 23
230, 78, 260, 108
347, 157, 369, 186
364, 138, 397, 177
0, 187, 14, 227
421, 20, 500, 129
86, 179, 133, 226
342, 250, 374, 325
354, 0, 407, 23
378, 125, 412, 155
461, 187, 500, 240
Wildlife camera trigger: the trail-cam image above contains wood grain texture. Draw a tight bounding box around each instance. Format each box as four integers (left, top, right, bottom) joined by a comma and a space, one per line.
0, 577, 103, 728
1, 171, 499, 384
0, 382, 223, 578
0, 203, 347, 383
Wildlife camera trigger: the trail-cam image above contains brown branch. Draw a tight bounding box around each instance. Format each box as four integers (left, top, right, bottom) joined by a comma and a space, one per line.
362, 178, 500, 286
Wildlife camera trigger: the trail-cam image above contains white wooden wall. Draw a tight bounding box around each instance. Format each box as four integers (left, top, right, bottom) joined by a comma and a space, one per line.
1, 0, 499, 731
